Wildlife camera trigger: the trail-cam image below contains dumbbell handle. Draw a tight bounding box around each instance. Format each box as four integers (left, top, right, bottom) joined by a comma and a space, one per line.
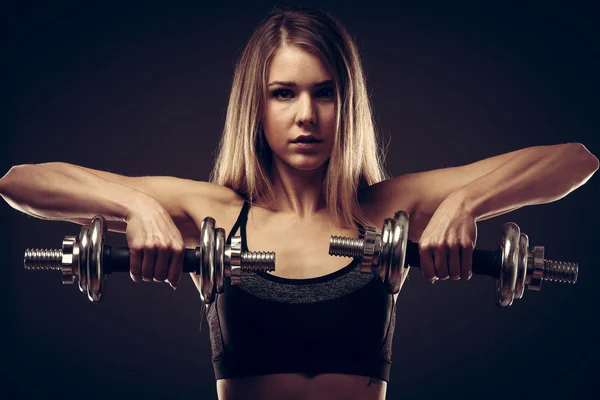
404, 241, 501, 279
103, 246, 201, 274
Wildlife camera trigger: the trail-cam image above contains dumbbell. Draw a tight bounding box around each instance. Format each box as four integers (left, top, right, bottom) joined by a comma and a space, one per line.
23, 215, 276, 304
329, 210, 578, 307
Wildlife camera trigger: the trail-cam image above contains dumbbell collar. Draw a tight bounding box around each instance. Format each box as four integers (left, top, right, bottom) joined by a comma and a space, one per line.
361, 226, 380, 274
225, 236, 242, 285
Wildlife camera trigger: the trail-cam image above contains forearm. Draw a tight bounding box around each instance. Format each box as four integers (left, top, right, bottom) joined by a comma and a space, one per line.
0, 162, 152, 222
453, 143, 599, 221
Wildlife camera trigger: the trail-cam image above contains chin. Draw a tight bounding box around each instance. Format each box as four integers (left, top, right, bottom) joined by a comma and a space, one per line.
283, 154, 330, 172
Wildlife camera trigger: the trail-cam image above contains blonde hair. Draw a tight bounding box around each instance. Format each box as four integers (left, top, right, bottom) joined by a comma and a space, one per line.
210, 6, 387, 229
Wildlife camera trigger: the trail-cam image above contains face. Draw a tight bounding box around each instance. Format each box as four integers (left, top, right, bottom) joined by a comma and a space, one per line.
262, 45, 336, 173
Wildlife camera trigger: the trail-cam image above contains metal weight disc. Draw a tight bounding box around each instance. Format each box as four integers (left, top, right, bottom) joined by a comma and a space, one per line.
215, 228, 226, 294
386, 211, 409, 295
378, 218, 394, 284
200, 217, 216, 304
60, 236, 77, 284
496, 222, 520, 308
87, 216, 107, 303
77, 226, 90, 294
514, 233, 529, 300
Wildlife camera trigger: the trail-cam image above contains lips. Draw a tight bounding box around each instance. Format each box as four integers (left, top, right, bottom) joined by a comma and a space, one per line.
291, 135, 322, 143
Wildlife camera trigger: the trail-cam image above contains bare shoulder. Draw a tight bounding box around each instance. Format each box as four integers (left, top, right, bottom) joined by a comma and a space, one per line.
178, 180, 246, 239
358, 176, 418, 229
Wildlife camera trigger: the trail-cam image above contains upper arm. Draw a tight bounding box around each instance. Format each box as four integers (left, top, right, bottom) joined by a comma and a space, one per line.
360, 147, 529, 236
70, 166, 238, 237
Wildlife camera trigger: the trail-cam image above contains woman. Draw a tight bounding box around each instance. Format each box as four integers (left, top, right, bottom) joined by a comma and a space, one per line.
0, 6, 597, 400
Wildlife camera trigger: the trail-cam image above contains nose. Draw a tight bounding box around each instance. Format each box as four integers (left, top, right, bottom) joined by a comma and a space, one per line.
295, 93, 317, 127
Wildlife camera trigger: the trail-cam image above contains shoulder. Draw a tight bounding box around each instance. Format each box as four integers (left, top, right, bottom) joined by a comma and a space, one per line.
178, 180, 246, 239
357, 176, 419, 228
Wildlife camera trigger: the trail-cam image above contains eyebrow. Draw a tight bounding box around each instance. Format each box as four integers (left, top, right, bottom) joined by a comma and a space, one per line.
267, 79, 334, 88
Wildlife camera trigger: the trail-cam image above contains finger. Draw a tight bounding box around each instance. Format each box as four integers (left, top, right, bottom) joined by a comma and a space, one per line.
448, 243, 461, 280
141, 247, 157, 282
419, 242, 437, 283
461, 242, 474, 281
167, 245, 184, 289
130, 247, 143, 283
434, 246, 450, 280
153, 245, 169, 282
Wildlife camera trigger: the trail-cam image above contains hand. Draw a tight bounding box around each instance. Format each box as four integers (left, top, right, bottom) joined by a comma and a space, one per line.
125, 200, 185, 289
417, 193, 477, 283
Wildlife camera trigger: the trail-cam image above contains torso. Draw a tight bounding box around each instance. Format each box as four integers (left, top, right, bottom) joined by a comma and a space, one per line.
185, 192, 411, 400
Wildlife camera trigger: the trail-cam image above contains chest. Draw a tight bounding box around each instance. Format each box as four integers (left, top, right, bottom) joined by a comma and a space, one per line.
244, 212, 359, 280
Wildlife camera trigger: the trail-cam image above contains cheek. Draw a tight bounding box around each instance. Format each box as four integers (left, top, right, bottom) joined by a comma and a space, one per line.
262, 113, 286, 149
319, 106, 336, 133
263, 106, 292, 137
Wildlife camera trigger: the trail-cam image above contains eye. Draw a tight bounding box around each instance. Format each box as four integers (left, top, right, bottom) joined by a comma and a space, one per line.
272, 89, 294, 99
317, 87, 335, 99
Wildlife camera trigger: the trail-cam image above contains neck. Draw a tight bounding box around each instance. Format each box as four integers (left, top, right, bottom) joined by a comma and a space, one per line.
265, 157, 328, 218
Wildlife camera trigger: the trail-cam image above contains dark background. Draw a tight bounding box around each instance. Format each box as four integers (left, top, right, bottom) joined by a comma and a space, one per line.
2, 0, 599, 399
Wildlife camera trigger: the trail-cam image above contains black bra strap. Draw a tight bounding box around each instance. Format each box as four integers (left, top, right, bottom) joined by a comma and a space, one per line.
240, 201, 251, 252
226, 200, 251, 247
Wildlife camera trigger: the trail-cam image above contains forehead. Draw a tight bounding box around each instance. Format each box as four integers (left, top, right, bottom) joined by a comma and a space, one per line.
267, 45, 331, 82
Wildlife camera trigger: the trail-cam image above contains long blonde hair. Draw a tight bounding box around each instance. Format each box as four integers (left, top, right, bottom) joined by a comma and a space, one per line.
210, 6, 387, 229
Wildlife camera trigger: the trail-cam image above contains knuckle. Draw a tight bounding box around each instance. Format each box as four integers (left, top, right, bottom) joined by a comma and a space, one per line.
168, 243, 183, 254
156, 243, 169, 253
446, 239, 458, 247
461, 241, 474, 250
129, 243, 144, 253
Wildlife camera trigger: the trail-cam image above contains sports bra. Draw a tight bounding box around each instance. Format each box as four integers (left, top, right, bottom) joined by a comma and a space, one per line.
204, 200, 397, 382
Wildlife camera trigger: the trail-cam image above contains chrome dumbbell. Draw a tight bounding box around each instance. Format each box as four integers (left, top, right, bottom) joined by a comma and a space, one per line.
23, 215, 276, 304
329, 210, 578, 307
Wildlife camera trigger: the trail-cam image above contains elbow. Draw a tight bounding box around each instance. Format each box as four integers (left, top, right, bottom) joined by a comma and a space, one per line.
564, 143, 599, 191
0, 165, 21, 194
573, 143, 599, 173
0, 164, 35, 195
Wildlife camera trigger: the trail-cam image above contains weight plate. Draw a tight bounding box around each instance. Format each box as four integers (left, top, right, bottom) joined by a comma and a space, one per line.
496, 222, 520, 308
200, 217, 216, 304
386, 211, 409, 295
514, 233, 529, 300
87, 216, 107, 303
378, 218, 394, 284
77, 226, 90, 294
215, 227, 225, 294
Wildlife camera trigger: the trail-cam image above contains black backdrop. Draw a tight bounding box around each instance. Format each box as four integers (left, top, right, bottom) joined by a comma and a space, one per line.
2, 1, 599, 399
